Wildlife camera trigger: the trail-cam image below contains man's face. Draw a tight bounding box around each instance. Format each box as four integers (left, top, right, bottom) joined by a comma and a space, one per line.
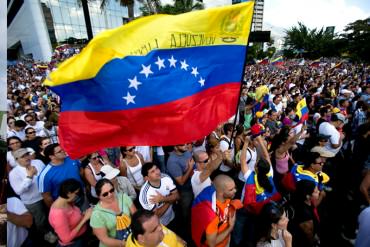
146, 165, 161, 182
52, 146, 67, 160
175, 144, 188, 153
223, 180, 236, 200
269, 112, 278, 121
140, 216, 164, 246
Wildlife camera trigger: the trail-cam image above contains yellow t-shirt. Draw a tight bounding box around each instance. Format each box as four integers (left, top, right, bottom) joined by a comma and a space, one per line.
126, 225, 184, 247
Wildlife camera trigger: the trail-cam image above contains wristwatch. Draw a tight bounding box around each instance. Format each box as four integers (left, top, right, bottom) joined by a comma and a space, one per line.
26, 176, 33, 179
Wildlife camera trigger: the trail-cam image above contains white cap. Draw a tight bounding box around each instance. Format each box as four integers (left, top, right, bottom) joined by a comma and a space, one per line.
100, 165, 120, 180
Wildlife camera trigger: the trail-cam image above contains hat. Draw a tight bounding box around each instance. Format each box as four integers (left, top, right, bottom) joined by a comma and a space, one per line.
250, 124, 265, 137
256, 111, 264, 118
100, 165, 120, 180
317, 134, 331, 140
341, 89, 352, 94
332, 107, 340, 114
13, 148, 30, 159
335, 113, 348, 124
313, 113, 321, 120
311, 146, 335, 158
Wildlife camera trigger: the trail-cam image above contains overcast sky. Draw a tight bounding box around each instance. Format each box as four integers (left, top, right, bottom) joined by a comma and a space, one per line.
201, 0, 370, 33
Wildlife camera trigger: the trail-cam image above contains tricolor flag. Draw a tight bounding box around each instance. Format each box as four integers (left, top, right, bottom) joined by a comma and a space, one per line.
295, 98, 309, 123
258, 57, 269, 65
309, 58, 321, 67
270, 56, 283, 66
43, 2, 254, 158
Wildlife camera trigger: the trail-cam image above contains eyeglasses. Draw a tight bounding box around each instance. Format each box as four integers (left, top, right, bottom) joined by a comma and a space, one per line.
54, 149, 64, 155
315, 161, 325, 166
126, 147, 135, 152
27, 131, 36, 135
101, 188, 115, 197
199, 158, 209, 163
9, 141, 20, 146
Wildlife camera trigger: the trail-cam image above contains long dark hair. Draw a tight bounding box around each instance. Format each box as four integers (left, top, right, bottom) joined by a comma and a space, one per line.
256, 159, 273, 193
269, 126, 290, 153
257, 202, 285, 243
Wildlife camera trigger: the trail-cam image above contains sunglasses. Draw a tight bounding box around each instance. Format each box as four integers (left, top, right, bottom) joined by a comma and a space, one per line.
199, 158, 209, 163
91, 156, 99, 160
315, 161, 325, 166
101, 188, 115, 197
126, 147, 135, 152
27, 131, 36, 134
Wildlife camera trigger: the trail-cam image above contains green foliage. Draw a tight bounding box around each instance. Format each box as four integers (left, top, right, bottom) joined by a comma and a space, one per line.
341, 18, 370, 62
283, 22, 342, 59
140, 0, 204, 16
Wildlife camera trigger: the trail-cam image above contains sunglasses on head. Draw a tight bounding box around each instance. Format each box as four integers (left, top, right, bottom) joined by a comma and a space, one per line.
101, 188, 115, 197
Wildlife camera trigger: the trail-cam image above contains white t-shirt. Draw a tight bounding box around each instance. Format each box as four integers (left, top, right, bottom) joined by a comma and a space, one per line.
319, 122, 341, 155
9, 159, 45, 205
292, 123, 306, 145
136, 146, 152, 162
219, 137, 234, 172
238, 147, 257, 181
191, 170, 212, 198
7, 197, 29, 247
139, 174, 176, 226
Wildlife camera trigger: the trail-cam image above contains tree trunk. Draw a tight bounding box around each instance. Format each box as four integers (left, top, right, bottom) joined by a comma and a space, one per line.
81, 0, 93, 41
127, 3, 134, 21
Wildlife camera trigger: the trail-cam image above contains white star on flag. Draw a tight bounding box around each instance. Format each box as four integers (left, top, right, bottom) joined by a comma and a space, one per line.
168, 56, 177, 68
140, 64, 153, 78
198, 77, 205, 87
155, 56, 166, 70
128, 76, 142, 90
123, 92, 136, 105
191, 67, 199, 77
180, 60, 189, 71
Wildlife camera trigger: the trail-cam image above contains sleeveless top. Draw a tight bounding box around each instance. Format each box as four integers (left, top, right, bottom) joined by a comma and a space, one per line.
87, 163, 102, 198
123, 154, 144, 188
275, 152, 290, 174
238, 147, 257, 181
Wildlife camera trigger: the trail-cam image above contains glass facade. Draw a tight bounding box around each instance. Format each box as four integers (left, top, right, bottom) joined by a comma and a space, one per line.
40, 0, 141, 44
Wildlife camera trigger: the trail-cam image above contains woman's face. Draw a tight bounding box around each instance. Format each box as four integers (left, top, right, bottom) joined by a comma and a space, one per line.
40, 139, 51, 150
66, 189, 80, 203
275, 211, 289, 230
9, 139, 22, 151
124, 146, 136, 157
99, 183, 115, 202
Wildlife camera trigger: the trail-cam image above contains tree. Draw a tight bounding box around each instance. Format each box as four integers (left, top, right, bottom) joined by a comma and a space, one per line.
78, 0, 94, 41
101, 0, 135, 21
341, 18, 370, 62
283, 22, 341, 59
140, 0, 204, 16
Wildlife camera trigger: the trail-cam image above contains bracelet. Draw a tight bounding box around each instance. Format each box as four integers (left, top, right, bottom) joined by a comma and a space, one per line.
26, 176, 33, 179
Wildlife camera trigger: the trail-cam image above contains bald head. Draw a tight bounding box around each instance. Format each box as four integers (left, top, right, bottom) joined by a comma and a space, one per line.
213, 174, 234, 191
193, 151, 207, 163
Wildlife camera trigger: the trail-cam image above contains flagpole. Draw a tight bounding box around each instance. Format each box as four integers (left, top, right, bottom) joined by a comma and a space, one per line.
229, 3, 255, 149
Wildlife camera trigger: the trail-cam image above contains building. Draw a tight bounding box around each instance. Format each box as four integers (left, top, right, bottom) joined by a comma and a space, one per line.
232, 0, 264, 31
7, 0, 139, 61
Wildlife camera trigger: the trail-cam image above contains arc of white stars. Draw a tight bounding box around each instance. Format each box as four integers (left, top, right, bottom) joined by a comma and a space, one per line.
191, 67, 199, 77
123, 92, 136, 105
155, 56, 166, 70
198, 77, 205, 87
128, 76, 142, 90
168, 56, 177, 68
140, 64, 153, 78
180, 60, 189, 71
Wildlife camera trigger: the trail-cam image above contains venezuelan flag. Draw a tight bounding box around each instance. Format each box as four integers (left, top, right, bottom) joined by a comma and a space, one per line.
43, 2, 254, 158
310, 58, 321, 67
295, 98, 309, 123
270, 56, 283, 66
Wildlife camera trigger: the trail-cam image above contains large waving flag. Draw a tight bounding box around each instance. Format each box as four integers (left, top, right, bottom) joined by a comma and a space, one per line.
295, 98, 309, 123
44, 2, 254, 158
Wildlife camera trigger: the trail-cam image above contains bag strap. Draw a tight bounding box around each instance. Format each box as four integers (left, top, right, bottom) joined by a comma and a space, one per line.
125, 159, 139, 188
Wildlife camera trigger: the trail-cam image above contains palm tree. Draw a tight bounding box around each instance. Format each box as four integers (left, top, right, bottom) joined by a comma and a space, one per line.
78, 0, 94, 41
140, 0, 204, 16
100, 0, 135, 21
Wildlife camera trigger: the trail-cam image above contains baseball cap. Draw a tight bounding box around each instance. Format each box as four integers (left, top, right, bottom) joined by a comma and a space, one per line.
335, 113, 348, 124
311, 146, 335, 158
250, 124, 265, 137
332, 107, 340, 114
100, 165, 120, 180
13, 148, 30, 159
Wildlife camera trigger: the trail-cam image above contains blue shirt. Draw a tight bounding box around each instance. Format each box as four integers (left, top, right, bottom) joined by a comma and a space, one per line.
167, 151, 192, 191
38, 157, 83, 200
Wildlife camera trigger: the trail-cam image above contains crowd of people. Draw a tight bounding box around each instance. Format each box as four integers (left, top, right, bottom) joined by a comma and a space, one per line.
4, 48, 370, 247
